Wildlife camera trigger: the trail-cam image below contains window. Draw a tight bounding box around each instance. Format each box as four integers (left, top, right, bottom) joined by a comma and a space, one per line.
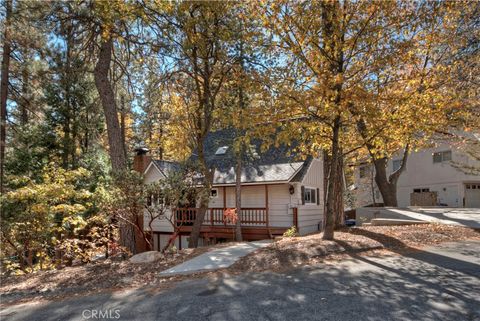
304, 187, 316, 204
248, 144, 259, 158
215, 146, 229, 155
392, 159, 402, 172
433, 150, 452, 163
210, 188, 219, 198
413, 188, 430, 193
465, 184, 480, 189
148, 193, 164, 206
359, 165, 369, 178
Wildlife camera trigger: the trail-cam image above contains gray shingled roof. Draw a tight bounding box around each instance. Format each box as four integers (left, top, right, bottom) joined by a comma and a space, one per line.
152, 160, 180, 176
200, 129, 308, 184
149, 129, 308, 184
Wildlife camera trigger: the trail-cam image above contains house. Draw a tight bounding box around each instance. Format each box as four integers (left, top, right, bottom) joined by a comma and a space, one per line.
353, 138, 480, 208
136, 129, 324, 250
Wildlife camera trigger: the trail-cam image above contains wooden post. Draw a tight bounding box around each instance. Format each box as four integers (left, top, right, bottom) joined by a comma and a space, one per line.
265, 185, 271, 237
293, 207, 298, 230
223, 186, 227, 226
223, 186, 226, 209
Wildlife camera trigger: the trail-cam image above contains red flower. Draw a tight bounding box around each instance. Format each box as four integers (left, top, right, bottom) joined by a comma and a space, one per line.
223, 208, 238, 224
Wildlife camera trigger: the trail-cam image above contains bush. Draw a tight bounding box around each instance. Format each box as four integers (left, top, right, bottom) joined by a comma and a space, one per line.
0, 164, 112, 273
283, 226, 298, 237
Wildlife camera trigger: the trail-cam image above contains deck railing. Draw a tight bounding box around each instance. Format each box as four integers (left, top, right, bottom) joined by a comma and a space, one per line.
174, 207, 267, 227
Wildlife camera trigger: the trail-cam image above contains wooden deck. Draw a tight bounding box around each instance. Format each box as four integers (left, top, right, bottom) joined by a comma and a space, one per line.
173, 207, 289, 240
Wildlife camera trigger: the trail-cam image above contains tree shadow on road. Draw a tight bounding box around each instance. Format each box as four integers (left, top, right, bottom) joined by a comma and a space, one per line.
343, 227, 480, 276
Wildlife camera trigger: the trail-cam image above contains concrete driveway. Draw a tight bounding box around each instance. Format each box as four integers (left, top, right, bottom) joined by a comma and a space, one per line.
2, 240, 479, 321
357, 207, 480, 228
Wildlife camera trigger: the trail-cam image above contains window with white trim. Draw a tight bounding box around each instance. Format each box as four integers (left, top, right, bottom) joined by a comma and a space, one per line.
304, 187, 316, 204
210, 188, 219, 198
433, 150, 452, 163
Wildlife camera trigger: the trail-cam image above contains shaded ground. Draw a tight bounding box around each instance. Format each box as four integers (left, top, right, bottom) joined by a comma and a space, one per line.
229, 224, 480, 273
1, 224, 478, 306
2, 240, 479, 321
0, 243, 236, 305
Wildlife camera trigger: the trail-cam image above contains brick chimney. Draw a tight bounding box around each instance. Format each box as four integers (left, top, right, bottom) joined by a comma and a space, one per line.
133, 147, 152, 253
133, 147, 152, 173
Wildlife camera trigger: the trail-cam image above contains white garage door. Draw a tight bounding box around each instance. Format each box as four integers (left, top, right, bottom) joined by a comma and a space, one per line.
465, 184, 480, 208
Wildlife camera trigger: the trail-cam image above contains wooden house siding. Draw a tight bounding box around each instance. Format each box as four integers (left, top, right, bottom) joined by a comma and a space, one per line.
302, 158, 324, 187
295, 157, 324, 234
143, 156, 325, 238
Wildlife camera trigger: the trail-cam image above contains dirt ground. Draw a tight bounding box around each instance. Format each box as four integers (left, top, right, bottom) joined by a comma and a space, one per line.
1, 224, 478, 306
0, 243, 225, 305
228, 223, 480, 273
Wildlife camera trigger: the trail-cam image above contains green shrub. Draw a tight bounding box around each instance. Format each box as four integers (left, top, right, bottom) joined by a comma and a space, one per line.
283, 226, 297, 237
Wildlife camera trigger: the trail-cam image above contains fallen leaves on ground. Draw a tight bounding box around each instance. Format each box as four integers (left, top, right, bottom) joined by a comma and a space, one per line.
1, 224, 478, 306
0, 244, 225, 306
228, 224, 480, 274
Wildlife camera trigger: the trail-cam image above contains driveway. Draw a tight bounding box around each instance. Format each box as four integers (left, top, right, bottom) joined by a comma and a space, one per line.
357, 207, 480, 228
2, 240, 479, 321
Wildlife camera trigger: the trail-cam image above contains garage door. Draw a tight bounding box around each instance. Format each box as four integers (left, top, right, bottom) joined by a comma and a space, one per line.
465, 184, 480, 208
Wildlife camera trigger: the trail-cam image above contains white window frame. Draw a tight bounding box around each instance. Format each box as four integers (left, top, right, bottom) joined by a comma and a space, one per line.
433, 150, 452, 163
304, 187, 317, 205
210, 188, 219, 198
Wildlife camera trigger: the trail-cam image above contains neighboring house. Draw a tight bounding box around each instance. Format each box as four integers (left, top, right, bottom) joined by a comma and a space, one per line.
137, 129, 324, 250
353, 140, 480, 208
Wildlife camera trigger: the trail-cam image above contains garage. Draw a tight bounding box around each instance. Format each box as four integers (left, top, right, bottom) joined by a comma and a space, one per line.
465, 183, 480, 208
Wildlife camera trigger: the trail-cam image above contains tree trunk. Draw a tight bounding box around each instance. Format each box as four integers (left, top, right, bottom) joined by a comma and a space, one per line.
321, 0, 344, 240
371, 158, 397, 206
93, 37, 128, 173
189, 140, 212, 248
62, 24, 72, 168
234, 37, 245, 242
0, 0, 12, 193
94, 37, 135, 253
323, 150, 344, 229
356, 115, 410, 207
20, 59, 29, 125
371, 147, 409, 207
323, 116, 341, 240
120, 95, 128, 162
71, 101, 78, 168
333, 151, 344, 228
234, 149, 243, 241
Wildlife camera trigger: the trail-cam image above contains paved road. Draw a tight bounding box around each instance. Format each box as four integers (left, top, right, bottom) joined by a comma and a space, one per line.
2, 241, 480, 321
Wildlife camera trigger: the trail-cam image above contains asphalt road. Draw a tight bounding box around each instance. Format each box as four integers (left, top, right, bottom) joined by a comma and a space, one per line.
1, 240, 480, 321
